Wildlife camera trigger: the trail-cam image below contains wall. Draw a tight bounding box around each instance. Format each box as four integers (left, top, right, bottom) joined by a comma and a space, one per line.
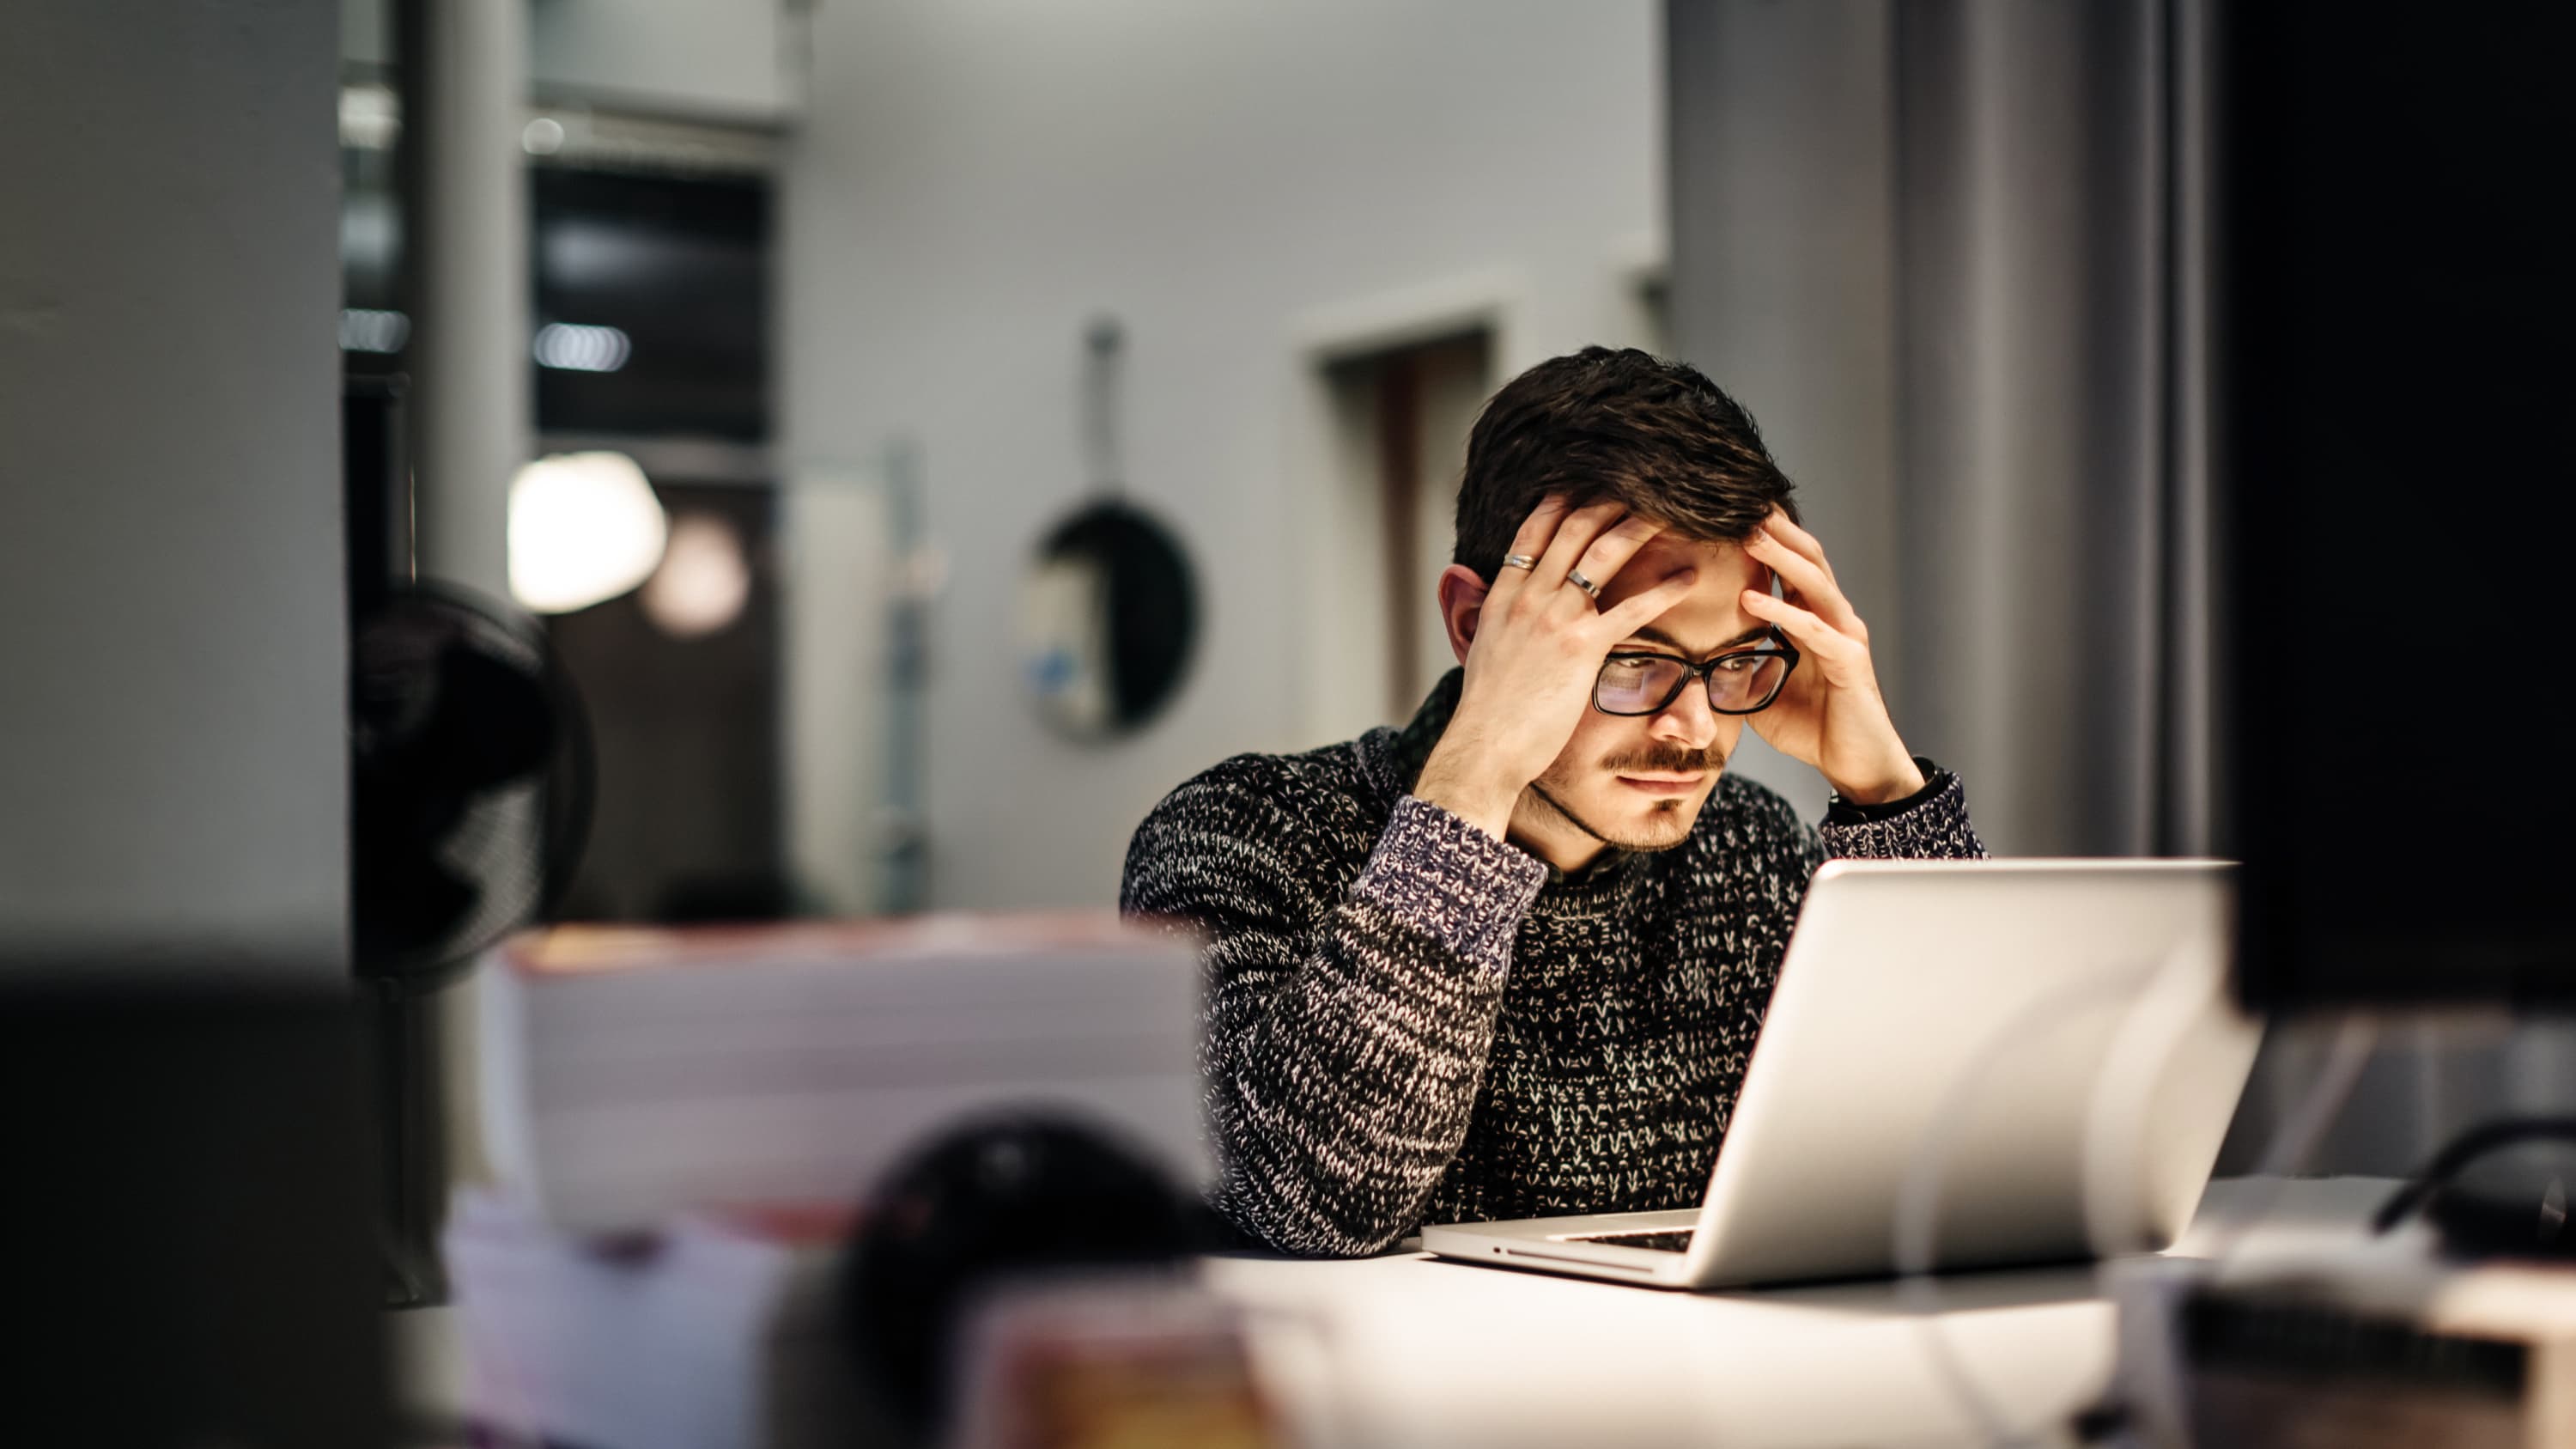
782, 0, 1663, 909
1665, 0, 2576, 1183
0, 0, 349, 984
1663, 2, 1905, 820
530, 0, 802, 124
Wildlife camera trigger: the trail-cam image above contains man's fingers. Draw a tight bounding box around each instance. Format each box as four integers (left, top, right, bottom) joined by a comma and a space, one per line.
1567, 514, 1668, 599
1504, 496, 1572, 562
1743, 528, 1862, 636
1741, 589, 1858, 664
1595, 567, 1699, 636
1484, 495, 1572, 606
1760, 508, 1835, 585
1532, 500, 1631, 594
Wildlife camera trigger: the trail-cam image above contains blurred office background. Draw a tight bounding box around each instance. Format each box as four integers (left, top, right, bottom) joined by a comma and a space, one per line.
4, 4, 2563, 1427
372, 0, 2553, 1178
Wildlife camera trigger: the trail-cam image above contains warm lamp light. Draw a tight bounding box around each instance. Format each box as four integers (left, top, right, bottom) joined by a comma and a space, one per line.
640, 512, 752, 638
507, 451, 668, 613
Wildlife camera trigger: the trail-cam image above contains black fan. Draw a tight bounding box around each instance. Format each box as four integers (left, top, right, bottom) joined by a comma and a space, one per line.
352, 585, 592, 988
349, 584, 592, 1306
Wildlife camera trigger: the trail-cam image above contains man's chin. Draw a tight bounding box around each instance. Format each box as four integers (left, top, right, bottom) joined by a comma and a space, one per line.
1574, 788, 1710, 853
1613, 807, 1699, 853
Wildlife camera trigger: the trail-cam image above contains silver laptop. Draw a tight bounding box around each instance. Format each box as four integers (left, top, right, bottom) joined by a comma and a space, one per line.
1420, 860, 2261, 1288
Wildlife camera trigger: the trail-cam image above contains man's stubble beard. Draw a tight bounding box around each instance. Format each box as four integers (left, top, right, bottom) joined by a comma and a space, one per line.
1525, 741, 1728, 854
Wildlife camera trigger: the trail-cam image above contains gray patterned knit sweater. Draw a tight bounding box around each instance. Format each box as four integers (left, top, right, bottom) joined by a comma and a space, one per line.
1120, 670, 1985, 1257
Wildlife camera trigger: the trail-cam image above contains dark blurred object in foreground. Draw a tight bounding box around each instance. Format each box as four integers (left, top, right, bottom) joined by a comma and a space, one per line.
351, 586, 591, 987
350, 583, 592, 1306
838, 1114, 1214, 1442
2223, 3, 2576, 1012
2370, 1121, 2576, 1263
2, 991, 386, 1445
2179, 1253, 2576, 1448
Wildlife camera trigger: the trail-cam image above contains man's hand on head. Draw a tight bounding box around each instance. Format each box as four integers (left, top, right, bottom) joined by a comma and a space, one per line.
1414, 497, 1699, 841
1737, 509, 1924, 805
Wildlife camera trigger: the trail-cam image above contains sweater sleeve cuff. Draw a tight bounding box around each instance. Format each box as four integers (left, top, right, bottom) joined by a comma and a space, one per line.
1823, 755, 1947, 825
1352, 795, 1548, 971
1819, 761, 1986, 860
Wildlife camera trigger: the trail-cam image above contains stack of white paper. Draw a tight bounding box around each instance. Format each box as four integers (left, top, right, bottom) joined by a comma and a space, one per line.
476, 912, 1211, 1233
443, 1190, 842, 1449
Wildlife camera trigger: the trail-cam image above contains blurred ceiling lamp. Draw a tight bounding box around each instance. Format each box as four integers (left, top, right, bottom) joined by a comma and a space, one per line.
508, 451, 668, 613
640, 512, 752, 638
532, 321, 631, 373
340, 307, 410, 354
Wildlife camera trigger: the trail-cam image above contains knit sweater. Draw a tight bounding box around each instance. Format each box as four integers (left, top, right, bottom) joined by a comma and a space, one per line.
1119, 669, 1986, 1257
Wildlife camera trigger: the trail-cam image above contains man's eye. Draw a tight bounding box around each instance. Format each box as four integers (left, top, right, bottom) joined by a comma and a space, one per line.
1715, 656, 1756, 674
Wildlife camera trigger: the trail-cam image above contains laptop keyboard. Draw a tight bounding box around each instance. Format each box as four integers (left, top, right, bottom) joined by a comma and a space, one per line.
1568, 1228, 1696, 1252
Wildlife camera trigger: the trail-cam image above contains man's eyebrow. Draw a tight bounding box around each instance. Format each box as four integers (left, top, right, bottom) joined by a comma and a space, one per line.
1622, 624, 1772, 655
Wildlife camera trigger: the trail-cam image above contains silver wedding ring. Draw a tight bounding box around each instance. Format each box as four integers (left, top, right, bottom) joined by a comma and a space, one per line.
1500, 553, 1540, 571
1566, 569, 1602, 601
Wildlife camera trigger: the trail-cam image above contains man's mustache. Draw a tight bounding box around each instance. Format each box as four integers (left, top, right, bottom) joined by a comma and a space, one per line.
1601, 743, 1727, 775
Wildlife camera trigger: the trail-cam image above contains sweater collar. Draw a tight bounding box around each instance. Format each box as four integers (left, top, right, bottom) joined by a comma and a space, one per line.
1382, 667, 1462, 795
1372, 668, 1643, 893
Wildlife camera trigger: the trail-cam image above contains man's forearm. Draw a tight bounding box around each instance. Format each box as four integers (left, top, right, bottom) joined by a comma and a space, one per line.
1819, 763, 1986, 861
1130, 793, 1545, 1255
1822, 749, 1927, 807
1212, 797, 1544, 1254
1413, 737, 1523, 843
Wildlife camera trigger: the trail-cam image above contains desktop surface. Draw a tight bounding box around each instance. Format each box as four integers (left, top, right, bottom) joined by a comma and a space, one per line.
1206, 1177, 2397, 1449
425, 1177, 2403, 1449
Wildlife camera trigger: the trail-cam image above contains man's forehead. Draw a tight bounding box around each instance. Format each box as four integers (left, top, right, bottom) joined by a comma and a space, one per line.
1630, 533, 1750, 571
1597, 533, 1766, 651
1605, 533, 1764, 594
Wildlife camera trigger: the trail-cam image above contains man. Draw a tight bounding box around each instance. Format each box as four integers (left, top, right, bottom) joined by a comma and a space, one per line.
1121, 348, 1984, 1257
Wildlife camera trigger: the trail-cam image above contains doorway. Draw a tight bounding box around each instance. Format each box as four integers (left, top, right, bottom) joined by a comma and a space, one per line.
1315, 330, 1494, 734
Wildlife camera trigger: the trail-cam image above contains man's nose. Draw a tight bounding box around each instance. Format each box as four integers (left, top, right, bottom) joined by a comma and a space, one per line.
1649, 683, 1720, 750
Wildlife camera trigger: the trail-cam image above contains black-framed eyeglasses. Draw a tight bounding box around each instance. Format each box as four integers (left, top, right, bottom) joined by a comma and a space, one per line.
1593, 636, 1800, 716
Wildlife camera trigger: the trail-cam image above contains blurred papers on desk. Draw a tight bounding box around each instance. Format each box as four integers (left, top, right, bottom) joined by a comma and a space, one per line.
951, 1277, 1290, 1449
2179, 1257, 2576, 1449
477, 914, 1210, 1233
447, 1195, 1300, 1449
447, 1190, 855, 1449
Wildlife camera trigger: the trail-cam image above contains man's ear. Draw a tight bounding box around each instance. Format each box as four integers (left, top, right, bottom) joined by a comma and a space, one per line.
1436, 564, 1489, 666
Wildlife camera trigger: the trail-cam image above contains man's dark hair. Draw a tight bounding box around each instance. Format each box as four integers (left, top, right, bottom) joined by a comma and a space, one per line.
1452, 347, 1797, 581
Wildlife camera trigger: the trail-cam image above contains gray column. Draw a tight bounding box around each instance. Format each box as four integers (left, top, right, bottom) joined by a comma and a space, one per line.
410, 0, 528, 596
1668, 0, 2172, 853
1892, 0, 2167, 857
1665, 1, 1904, 818
404, 0, 530, 1199
0, 0, 349, 985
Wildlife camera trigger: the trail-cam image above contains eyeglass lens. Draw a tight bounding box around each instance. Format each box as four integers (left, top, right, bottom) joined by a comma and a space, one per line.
1595, 652, 1789, 715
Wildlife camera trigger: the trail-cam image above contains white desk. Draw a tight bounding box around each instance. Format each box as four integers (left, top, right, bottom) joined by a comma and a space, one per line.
1198, 1177, 2397, 1449
420, 1177, 2401, 1449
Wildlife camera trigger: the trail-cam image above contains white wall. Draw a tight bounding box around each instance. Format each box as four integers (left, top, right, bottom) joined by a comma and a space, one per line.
530, 0, 800, 123
783, 0, 1662, 909
0, 0, 347, 983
